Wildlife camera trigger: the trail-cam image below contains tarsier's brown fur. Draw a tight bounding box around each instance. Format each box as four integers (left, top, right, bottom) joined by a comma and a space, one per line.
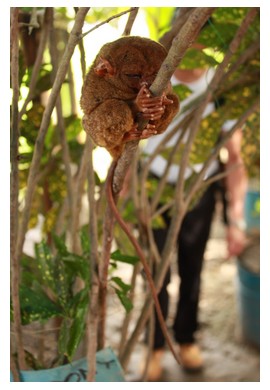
80, 36, 181, 364
80, 36, 179, 159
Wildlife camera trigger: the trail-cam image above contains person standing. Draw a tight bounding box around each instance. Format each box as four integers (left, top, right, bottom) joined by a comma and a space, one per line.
144, 64, 248, 380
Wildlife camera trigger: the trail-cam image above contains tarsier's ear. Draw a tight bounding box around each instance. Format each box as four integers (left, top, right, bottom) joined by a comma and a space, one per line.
94, 57, 115, 76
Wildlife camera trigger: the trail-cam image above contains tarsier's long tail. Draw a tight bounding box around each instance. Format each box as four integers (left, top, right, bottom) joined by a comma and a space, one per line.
106, 160, 181, 366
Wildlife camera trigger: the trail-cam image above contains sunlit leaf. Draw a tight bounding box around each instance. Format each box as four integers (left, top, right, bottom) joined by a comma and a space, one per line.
110, 249, 139, 265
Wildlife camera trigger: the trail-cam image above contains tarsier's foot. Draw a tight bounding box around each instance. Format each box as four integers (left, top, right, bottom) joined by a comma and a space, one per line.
123, 123, 157, 142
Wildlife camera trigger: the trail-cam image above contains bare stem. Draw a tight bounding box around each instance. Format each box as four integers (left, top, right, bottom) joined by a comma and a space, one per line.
86, 137, 100, 381
10, 7, 26, 371
19, 8, 51, 121
80, 7, 137, 39
122, 7, 139, 36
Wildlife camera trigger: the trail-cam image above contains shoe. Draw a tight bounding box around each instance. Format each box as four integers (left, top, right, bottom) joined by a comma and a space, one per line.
146, 349, 164, 381
179, 343, 203, 371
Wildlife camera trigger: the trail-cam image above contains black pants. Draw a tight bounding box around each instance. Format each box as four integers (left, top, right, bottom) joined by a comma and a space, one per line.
152, 182, 219, 349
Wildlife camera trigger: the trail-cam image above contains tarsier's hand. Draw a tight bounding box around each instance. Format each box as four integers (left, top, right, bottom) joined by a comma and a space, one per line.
123, 84, 175, 142
135, 83, 173, 121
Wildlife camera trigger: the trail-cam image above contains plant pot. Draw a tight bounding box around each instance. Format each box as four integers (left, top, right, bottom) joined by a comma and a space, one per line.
10, 347, 125, 382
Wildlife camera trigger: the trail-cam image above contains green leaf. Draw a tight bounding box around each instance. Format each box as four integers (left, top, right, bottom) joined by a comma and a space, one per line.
18, 285, 62, 325
61, 254, 90, 284
35, 241, 55, 291
80, 228, 91, 255
58, 318, 69, 356
68, 288, 89, 318
66, 307, 87, 360
52, 232, 68, 256
111, 277, 131, 294
110, 249, 139, 265
115, 290, 133, 313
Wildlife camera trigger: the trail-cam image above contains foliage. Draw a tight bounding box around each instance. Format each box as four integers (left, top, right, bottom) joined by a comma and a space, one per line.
12, 231, 136, 365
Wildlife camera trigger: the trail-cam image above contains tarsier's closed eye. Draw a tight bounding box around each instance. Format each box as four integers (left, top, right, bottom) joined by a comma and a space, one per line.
125, 74, 142, 79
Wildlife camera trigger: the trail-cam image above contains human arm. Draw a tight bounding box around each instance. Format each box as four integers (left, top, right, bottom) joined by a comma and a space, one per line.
224, 128, 248, 258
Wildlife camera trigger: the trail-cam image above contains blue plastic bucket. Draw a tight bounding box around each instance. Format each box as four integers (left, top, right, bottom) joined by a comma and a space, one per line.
236, 244, 260, 347
244, 190, 260, 232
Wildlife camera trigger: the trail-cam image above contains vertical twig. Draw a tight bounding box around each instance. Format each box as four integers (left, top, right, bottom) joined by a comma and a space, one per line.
86, 137, 100, 381
74, 7, 86, 80
70, 137, 91, 253
48, 8, 75, 241
118, 263, 140, 355
68, 64, 77, 114
19, 8, 51, 121
159, 7, 194, 50
122, 7, 139, 36
10, 7, 26, 371
15, 7, 90, 263
10, 352, 20, 382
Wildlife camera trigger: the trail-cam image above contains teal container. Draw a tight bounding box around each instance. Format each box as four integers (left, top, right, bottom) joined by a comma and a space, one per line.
10, 347, 125, 382
237, 243, 260, 347
244, 190, 260, 232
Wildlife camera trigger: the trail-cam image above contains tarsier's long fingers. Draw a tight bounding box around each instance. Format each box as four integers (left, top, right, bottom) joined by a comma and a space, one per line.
136, 84, 173, 121
141, 109, 165, 120
123, 123, 157, 142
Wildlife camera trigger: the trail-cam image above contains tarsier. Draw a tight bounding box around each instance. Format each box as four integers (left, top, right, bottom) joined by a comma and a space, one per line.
80, 35, 179, 159
80, 36, 180, 364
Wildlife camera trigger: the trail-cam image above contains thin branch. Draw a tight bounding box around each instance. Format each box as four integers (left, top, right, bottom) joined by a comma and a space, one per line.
10, 7, 26, 371
122, 7, 139, 36
150, 7, 215, 97
28, 7, 40, 34
117, 263, 140, 356
10, 352, 20, 382
19, 8, 51, 121
86, 137, 99, 381
226, 38, 259, 78
75, 7, 86, 79
15, 7, 90, 262
48, 9, 75, 235
80, 7, 137, 39
68, 64, 77, 115
69, 137, 92, 254
159, 7, 194, 50
201, 163, 242, 187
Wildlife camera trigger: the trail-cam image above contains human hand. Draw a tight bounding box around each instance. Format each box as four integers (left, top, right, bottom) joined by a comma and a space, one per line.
226, 225, 247, 259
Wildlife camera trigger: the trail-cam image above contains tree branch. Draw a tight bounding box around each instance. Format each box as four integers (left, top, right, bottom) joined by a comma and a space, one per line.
122, 7, 139, 36
80, 7, 137, 39
10, 6, 26, 371
86, 137, 99, 381
19, 8, 51, 121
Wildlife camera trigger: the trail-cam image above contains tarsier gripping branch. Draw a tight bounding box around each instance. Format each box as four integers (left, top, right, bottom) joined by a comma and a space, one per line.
80, 36, 179, 159
80, 36, 180, 362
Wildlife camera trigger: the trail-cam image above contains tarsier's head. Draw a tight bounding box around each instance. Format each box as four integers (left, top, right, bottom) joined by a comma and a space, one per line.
93, 36, 167, 94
